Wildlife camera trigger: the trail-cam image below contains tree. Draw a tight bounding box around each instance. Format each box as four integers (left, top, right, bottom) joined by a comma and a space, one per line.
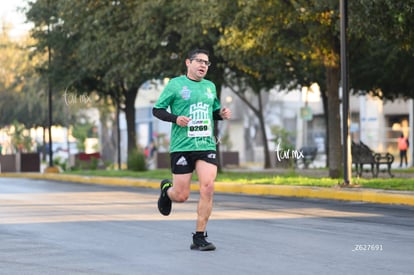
0, 26, 26, 127
223, 70, 275, 168
349, 1, 414, 52
216, 0, 342, 176
25, 1, 201, 161
348, 38, 414, 99
25, 0, 235, 168
0, 22, 70, 142
348, 1, 414, 99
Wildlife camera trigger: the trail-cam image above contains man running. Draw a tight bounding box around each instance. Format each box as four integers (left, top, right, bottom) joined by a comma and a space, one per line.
152, 49, 231, 251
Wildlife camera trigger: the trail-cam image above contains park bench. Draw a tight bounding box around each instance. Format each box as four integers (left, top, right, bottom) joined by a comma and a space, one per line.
351, 141, 394, 178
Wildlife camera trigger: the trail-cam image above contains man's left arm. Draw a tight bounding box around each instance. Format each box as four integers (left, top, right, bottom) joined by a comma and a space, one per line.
213, 107, 231, 120
213, 109, 223, 120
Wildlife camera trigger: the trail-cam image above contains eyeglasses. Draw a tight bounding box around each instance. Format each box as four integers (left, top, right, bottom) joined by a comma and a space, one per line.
191, 58, 211, 67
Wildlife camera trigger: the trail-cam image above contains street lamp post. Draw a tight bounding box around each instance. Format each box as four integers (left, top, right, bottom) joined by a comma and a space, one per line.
116, 100, 121, 170
47, 1, 53, 168
340, 0, 351, 184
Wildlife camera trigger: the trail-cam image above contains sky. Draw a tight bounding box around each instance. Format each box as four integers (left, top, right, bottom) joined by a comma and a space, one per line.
1, 0, 31, 38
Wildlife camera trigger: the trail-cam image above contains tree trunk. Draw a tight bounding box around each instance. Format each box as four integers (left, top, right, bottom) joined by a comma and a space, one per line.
320, 89, 329, 168
125, 88, 138, 167
326, 65, 342, 178
226, 83, 272, 169
42, 127, 47, 162
99, 108, 116, 165
257, 91, 272, 168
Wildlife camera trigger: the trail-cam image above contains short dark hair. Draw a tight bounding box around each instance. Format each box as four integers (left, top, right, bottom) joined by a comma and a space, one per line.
187, 49, 209, 60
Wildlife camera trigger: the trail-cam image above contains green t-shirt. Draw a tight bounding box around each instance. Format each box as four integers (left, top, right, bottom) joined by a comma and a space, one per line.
154, 75, 221, 153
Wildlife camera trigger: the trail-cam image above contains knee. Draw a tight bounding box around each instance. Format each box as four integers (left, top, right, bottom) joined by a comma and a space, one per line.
200, 182, 215, 197
173, 191, 190, 202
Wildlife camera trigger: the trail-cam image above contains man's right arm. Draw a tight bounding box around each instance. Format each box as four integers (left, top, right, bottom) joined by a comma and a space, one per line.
152, 108, 178, 123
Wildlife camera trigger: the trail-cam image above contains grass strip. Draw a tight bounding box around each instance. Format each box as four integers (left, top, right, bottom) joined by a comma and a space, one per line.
64, 169, 414, 191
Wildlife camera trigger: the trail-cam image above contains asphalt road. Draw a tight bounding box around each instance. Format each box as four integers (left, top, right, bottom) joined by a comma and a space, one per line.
0, 177, 413, 275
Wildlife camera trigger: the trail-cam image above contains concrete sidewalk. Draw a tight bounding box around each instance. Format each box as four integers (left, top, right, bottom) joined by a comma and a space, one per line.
1, 172, 414, 207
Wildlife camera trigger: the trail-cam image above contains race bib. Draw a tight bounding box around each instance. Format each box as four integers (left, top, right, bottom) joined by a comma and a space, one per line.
187, 119, 212, 137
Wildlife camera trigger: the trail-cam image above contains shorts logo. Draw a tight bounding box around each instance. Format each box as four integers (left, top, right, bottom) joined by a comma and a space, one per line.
176, 156, 188, 166
207, 153, 216, 159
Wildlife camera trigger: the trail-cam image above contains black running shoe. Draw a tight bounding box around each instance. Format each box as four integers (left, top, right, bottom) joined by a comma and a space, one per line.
158, 179, 172, 216
190, 232, 216, 251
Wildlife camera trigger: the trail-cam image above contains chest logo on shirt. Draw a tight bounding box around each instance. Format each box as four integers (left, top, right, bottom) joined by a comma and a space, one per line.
189, 102, 210, 120
180, 86, 191, 100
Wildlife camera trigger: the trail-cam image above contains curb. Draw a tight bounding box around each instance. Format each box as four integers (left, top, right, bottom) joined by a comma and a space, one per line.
1, 173, 414, 207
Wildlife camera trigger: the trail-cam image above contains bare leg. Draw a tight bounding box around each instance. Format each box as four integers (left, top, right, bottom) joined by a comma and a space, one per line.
194, 160, 217, 232
167, 173, 192, 202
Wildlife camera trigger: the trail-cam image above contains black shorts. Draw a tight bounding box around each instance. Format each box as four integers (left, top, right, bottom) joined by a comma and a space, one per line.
170, 150, 218, 174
